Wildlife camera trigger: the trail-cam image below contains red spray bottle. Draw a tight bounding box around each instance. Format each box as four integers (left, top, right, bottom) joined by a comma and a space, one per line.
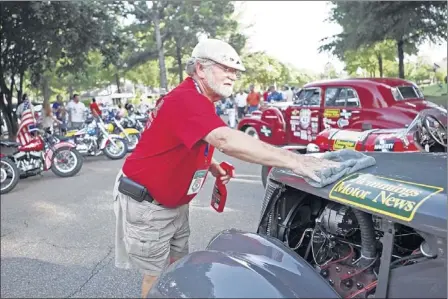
211, 162, 235, 213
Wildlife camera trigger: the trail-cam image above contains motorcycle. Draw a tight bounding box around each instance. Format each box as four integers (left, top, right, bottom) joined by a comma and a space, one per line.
124, 112, 147, 133
104, 113, 140, 152
62, 116, 128, 160
0, 129, 83, 187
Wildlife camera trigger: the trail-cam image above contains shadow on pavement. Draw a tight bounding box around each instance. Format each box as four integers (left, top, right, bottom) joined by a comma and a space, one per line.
1, 257, 141, 298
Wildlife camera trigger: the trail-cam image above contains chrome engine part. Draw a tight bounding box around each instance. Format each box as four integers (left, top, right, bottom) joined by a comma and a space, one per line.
317, 203, 359, 237
14, 151, 43, 172
75, 136, 98, 153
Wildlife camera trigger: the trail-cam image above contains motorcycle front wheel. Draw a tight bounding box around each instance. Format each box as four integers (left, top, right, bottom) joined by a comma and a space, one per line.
103, 138, 128, 160
125, 133, 140, 152
51, 147, 84, 177
1, 156, 20, 194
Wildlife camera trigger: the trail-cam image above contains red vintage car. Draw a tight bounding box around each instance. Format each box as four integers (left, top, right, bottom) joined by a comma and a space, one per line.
260, 106, 447, 187
238, 78, 442, 152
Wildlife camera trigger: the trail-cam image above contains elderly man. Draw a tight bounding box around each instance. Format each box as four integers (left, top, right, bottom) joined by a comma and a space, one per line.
112, 38, 339, 298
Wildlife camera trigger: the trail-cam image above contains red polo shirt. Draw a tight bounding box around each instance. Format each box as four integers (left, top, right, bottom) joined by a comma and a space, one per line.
122, 77, 227, 208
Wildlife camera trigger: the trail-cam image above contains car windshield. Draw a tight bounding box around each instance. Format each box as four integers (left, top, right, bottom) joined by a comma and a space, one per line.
405, 106, 447, 134
294, 88, 320, 106
391, 85, 424, 101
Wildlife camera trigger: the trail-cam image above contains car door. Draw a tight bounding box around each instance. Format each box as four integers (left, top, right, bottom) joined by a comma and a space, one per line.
321, 86, 362, 130
286, 87, 322, 145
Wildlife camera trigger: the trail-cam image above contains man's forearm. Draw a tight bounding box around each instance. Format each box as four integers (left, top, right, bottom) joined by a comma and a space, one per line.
205, 127, 302, 170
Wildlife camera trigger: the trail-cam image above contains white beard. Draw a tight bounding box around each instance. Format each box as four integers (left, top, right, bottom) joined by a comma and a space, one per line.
204, 68, 233, 98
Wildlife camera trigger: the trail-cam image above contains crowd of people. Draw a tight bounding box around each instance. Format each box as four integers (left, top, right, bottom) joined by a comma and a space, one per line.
216, 84, 298, 128
15, 93, 150, 135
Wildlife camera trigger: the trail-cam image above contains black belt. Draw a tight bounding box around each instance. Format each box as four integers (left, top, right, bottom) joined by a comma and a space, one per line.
118, 174, 162, 205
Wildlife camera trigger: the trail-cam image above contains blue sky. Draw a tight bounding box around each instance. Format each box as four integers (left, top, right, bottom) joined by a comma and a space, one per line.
235, 1, 447, 74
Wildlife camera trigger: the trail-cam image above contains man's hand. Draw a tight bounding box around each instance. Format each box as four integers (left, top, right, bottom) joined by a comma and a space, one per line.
209, 161, 233, 185
292, 156, 341, 183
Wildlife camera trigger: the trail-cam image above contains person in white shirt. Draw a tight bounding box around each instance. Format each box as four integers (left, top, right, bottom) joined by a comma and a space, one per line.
224, 95, 237, 128
234, 89, 247, 119
66, 94, 86, 129
282, 85, 294, 102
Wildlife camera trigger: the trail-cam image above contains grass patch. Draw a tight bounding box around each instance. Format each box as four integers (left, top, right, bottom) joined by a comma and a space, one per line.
422, 83, 448, 107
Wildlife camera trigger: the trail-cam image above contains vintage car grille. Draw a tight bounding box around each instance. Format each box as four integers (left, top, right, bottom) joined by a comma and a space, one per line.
259, 179, 281, 226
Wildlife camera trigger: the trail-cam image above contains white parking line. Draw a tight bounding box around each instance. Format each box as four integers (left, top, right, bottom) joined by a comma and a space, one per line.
235, 174, 261, 179
230, 178, 262, 184
190, 205, 238, 213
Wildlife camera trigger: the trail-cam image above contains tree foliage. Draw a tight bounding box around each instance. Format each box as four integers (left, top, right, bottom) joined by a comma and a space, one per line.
234, 52, 312, 91
0, 1, 129, 135
319, 1, 447, 78
341, 40, 400, 77
126, 1, 246, 88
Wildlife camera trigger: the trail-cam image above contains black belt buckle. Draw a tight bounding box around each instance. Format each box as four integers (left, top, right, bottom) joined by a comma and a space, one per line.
118, 176, 154, 203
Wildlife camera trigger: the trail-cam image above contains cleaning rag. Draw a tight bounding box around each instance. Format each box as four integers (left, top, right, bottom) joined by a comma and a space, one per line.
304, 149, 377, 188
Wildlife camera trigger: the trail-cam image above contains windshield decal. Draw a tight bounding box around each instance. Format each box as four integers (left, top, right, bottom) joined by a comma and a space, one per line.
329, 173, 444, 222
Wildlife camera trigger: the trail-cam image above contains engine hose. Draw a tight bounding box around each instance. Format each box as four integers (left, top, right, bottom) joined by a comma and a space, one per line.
352, 209, 377, 267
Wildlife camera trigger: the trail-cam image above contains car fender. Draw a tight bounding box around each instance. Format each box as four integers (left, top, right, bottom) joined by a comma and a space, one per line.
148, 229, 340, 299
238, 117, 287, 146
236, 117, 264, 131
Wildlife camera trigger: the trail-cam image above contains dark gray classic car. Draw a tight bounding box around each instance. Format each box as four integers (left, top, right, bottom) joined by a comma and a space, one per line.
148, 152, 447, 298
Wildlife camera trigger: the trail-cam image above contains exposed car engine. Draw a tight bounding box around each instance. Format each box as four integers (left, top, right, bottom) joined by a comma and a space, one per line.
260, 192, 431, 299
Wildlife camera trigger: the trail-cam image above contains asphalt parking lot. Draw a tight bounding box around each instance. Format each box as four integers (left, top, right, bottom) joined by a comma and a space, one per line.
1, 151, 266, 298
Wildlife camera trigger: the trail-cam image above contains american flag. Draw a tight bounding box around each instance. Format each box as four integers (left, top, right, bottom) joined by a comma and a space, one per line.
16, 100, 37, 145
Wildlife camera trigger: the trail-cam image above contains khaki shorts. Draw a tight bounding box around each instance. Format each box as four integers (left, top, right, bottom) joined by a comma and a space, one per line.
113, 170, 190, 276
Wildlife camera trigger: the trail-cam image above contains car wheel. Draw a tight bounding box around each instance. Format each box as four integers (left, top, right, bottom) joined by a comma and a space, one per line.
244, 126, 259, 139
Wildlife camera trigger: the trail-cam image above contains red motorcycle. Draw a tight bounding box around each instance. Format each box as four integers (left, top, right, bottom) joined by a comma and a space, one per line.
0, 129, 84, 194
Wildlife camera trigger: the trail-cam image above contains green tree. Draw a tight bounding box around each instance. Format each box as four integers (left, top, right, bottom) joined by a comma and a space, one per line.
234, 52, 292, 90
0, 1, 128, 136
340, 40, 399, 77
129, 1, 246, 86
319, 1, 447, 79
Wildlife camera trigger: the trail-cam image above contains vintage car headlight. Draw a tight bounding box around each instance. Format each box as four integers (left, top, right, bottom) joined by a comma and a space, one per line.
306, 143, 320, 153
